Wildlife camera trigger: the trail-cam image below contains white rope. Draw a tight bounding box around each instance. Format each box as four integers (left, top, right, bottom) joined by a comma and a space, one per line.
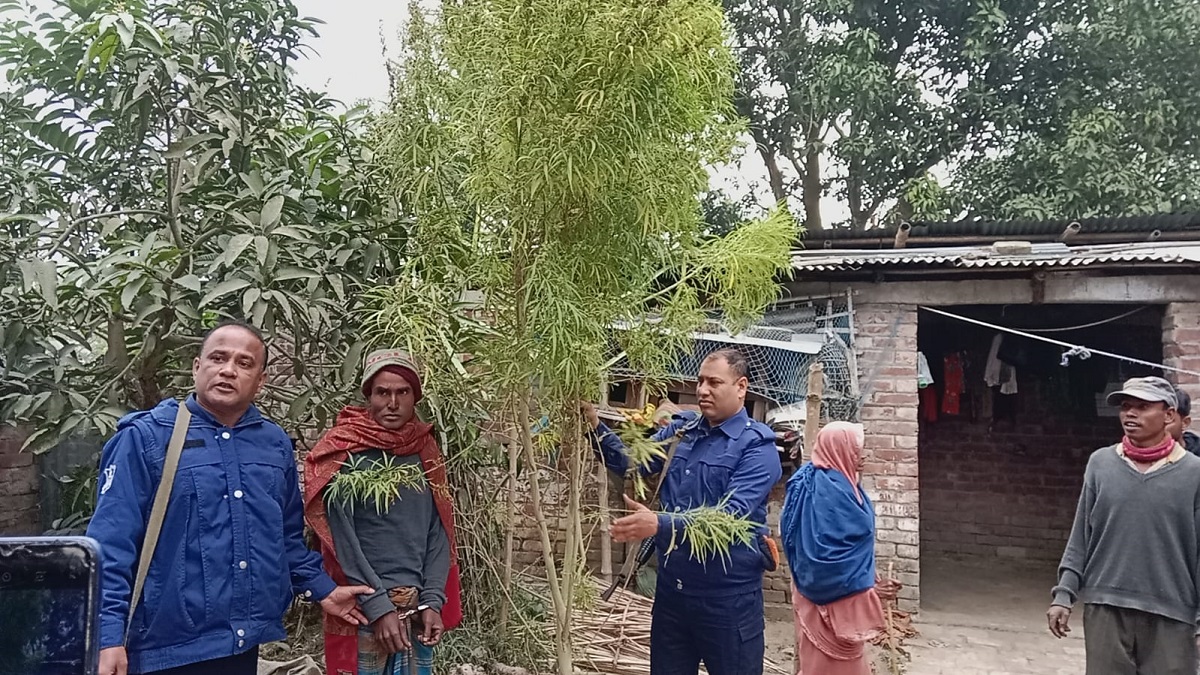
919, 306, 1200, 378
1015, 306, 1149, 333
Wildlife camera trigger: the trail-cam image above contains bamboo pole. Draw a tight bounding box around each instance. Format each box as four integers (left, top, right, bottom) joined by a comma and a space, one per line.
500, 417, 518, 630
803, 362, 824, 462
886, 561, 901, 675
598, 379, 612, 583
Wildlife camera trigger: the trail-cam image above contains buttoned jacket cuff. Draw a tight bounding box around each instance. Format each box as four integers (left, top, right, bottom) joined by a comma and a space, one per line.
301, 574, 337, 603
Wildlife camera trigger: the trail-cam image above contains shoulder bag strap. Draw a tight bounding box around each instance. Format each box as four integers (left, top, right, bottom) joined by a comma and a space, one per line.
126, 401, 192, 636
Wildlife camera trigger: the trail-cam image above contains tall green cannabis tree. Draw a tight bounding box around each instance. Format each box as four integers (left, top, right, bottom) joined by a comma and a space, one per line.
365, 0, 796, 671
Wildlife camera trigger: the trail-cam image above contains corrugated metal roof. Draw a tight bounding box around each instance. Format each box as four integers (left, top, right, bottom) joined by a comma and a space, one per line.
791, 241, 1200, 272
807, 212, 1200, 242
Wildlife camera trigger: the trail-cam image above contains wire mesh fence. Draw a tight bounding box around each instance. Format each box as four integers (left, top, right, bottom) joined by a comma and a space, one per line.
608, 291, 861, 423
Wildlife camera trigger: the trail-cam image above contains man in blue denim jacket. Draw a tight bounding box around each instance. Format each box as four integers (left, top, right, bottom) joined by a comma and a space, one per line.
584, 348, 782, 675
87, 321, 372, 675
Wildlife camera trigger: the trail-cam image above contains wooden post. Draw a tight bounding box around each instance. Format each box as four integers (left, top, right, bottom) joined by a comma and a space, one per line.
803, 362, 824, 461
597, 378, 613, 584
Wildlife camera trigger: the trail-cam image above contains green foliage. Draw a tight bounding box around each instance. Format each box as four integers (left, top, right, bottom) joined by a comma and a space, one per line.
323, 454, 428, 515
664, 497, 760, 571
613, 425, 669, 500
58, 461, 99, 518
367, 0, 794, 671
0, 0, 407, 451
726, 0, 1200, 226
950, 0, 1200, 219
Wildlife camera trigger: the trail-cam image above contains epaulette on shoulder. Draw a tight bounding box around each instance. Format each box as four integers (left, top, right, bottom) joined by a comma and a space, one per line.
744, 420, 775, 442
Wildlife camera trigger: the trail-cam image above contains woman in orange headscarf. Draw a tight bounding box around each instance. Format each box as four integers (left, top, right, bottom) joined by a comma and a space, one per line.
781, 422, 885, 675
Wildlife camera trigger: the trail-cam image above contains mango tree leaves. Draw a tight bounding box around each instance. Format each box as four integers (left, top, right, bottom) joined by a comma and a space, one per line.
0, 0, 408, 452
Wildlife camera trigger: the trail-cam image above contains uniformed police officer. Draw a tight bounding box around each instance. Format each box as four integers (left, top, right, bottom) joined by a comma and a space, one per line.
584, 348, 782, 675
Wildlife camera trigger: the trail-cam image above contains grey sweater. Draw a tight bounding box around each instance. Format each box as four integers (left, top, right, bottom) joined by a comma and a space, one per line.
327, 450, 451, 622
1052, 445, 1200, 628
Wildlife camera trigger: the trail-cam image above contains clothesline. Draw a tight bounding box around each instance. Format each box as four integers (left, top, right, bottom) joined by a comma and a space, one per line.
919, 306, 1200, 379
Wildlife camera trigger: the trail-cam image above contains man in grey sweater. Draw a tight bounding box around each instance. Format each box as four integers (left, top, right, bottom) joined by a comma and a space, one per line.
1048, 376, 1200, 673
304, 350, 461, 675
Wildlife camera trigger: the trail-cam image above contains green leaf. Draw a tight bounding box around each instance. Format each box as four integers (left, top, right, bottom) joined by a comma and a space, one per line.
226, 233, 254, 266
199, 278, 252, 307
242, 171, 265, 196
175, 274, 202, 292
328, 274, 345, 303
342, 340, 367, 382
363, 241, 381, 274
165, 132, 222, 159
260, 195, 285, 229
254, 235, 270, 266
251, 298, 269, 328
273, 226, 310, 241
287, 389, 314, 420
242, 287, 260, 316
120, 274, 145, 311
32, 259, 57, 309
17, 260, 36, 293
274, 267, 319, 281
21, 427, 57, 454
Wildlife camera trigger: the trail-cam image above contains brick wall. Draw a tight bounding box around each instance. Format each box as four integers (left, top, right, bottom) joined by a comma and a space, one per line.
0, 428, 40, 534
1164, 302, 1200, 400
854, 303, 921, 611
919, 375, 1114, 563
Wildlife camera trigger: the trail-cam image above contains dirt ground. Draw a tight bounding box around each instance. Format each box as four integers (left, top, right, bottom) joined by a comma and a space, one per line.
902, 556, 1085, 675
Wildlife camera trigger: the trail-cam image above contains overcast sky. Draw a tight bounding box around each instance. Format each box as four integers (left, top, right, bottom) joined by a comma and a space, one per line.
287, 2, 795, 217
290, 1, 406, 107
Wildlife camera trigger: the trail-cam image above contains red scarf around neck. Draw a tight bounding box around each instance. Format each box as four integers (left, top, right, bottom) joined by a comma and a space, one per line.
304, 406, 462, 675
1122, 434, 1176, 463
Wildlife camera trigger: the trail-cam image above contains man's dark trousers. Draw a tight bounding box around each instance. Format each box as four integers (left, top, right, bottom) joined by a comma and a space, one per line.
650, 584, 765, 675
1084, 603, 1197, 674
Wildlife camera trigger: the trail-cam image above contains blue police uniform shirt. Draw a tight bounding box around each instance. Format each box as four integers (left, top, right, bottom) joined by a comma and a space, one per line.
86, 395, 336, 673
593, 408, 782, 596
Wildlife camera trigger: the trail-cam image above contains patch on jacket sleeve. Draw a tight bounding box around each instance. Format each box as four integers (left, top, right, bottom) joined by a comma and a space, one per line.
100, 462, 117, 495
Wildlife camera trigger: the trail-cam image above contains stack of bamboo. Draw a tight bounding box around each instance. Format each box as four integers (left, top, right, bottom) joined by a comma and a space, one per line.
571, 584, 789, 675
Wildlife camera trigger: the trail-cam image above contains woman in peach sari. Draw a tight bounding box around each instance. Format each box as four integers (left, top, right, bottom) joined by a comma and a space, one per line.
781, 422, 885, 675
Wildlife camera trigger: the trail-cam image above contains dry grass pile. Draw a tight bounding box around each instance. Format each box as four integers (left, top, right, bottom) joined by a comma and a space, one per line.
570, 581, 790, 675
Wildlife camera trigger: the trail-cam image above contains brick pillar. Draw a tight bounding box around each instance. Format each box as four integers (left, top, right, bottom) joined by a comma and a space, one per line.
855, 303, 920, 611
1164, 303, 1200, 400
0, 428, 40, 534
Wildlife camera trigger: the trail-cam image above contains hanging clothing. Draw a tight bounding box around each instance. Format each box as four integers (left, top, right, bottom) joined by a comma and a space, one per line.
942, 354, 963, 415
917, 352, 935, 389
920, 387, 938, 423
985, 335, 1018, 394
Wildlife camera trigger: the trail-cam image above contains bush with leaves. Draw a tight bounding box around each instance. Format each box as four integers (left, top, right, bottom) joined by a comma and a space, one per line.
0, 0, 408, 452
365, 1, 797, 672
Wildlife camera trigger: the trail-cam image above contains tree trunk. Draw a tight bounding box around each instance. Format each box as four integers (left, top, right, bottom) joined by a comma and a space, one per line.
516, 395, 572, 675
736, 95, 789, 205
500, 423, 519, 630
802, 125, 823, 232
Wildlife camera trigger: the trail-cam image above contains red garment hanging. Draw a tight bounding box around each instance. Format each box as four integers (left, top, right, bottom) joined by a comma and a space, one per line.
921, 386, 939, 423
942, 353, 963, 415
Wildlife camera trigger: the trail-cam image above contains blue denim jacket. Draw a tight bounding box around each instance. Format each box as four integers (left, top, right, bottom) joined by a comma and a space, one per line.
593, 408, 782, 596
86, 396, 336, 672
